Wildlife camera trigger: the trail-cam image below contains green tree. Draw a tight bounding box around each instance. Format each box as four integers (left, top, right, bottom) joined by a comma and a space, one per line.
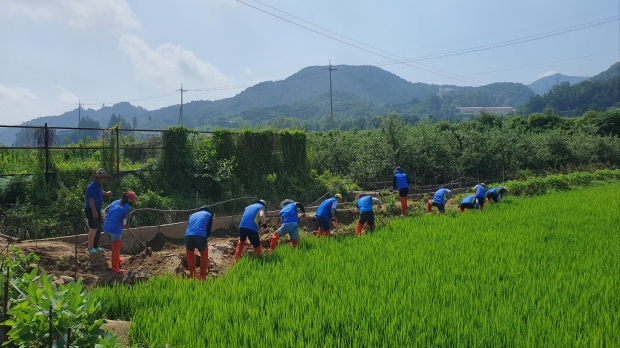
107, 113, 131, 129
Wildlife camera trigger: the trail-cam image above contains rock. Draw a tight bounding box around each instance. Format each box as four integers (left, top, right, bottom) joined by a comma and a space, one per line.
60, 276, 74, 284
54, 279, 64, 286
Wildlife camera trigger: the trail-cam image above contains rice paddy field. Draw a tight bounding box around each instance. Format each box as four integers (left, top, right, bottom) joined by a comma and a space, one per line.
96, 184, 620, 347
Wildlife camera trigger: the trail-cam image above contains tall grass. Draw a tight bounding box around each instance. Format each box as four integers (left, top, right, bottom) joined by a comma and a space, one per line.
96, 184, 620, 347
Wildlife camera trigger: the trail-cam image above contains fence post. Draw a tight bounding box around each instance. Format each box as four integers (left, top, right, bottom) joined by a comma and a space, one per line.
48, 305, 53, 347
115, 127, 120, 179
44, 123, 49, 184
2, 268, 9, 344
66, 328, 71, 348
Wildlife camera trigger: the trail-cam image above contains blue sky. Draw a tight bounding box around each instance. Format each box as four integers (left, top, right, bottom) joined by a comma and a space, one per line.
1, 0, 618, 124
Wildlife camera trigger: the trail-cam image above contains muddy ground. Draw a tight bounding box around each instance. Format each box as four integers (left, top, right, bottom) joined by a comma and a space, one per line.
13, 198, 464, 289
14, 210, 359, 289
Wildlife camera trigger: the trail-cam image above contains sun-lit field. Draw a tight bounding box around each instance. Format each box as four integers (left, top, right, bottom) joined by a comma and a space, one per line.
96, 184, 620, 347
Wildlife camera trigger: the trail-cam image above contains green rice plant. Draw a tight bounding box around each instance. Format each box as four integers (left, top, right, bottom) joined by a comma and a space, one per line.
96, 184, 620, 347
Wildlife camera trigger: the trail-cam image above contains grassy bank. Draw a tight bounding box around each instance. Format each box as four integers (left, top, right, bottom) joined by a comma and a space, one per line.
95, 183, 620, 347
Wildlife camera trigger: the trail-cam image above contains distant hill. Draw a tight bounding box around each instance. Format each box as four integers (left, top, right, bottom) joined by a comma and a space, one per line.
528, 73, 589, 96
6, 63, 596, 143
0, 102, 148, 146
590, 61, 620, 81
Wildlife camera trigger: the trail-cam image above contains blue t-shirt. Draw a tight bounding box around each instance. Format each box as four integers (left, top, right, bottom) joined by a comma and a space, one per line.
239, 203, 264, 232
461, 195, 476, 204
103, 200, 130, 235
394, 172, 409, 190
474, 185, 487, 198
487, 188, 501, 195
85, 180, 103, 211
356, 196, 374, 213
186, 210, 213, 238
316, 197, 338, 219
280, 202, 299, 224
432, 188, 451, 204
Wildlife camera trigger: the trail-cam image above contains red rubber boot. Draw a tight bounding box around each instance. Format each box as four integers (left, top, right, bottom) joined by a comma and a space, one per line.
233, 239, 244, 264
400, 197, 408, 216
291, 240, 299, 248
355, 222, 363, 237
186, 250, 196, 278
111, 241, 126, 273
253, 245, 263, 257
426, 200, 432, 213
317, 227, 323, 237
268, 232, 280, 252
199, 248, 208, 280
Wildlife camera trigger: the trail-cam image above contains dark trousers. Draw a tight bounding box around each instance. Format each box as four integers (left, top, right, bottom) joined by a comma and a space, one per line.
85, 208, 103, 248
239, 227, 261, 248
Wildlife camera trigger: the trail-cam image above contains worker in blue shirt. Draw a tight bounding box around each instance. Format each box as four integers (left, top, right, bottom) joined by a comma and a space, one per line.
486, 187, 508, 203
473, 183, 488, 210
103, 191, 136, 273
315, 194, 342, 237
354, 194, 381, 237
234, 200, 268, 263
459, 195, 478, 212
185, 206, 214, 279
85, 168, 112, 253
268, 199, 306, 252
392, 167, 410, 216
427, 187, 452, 213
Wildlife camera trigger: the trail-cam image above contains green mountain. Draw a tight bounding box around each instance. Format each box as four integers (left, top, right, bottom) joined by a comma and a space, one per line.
528, 73, 590, 96
0, 64, 562, 143
590, 61, 620, 81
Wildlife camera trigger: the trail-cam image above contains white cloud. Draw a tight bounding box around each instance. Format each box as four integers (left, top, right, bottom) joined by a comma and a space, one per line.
0, 84, 42, 125
4, 0, 140, 30
537, 70, 558, 79
243, 67, 254, 76
118, 35, 232, 87
56, 86, 78, 104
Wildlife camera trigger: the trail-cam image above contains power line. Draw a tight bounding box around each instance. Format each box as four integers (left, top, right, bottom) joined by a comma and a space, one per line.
417, 50, 619, 85
376, 16, 619, 67
238, 0, 618, 99
236, 1, 533, 98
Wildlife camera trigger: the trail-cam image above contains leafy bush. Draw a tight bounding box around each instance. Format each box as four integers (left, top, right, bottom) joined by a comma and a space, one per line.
503, 169, 620, 196
0, 248, 119, 347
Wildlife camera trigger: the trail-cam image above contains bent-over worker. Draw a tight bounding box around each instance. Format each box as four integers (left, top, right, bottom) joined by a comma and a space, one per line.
354, 194, 381, 237
392, 167, 410, 216
428, 187, 452, 213
315, 194, 342, 237
103, 191, 136, 274
184, 206, 214, 279
486, 187, 508, 203
459, 195, 478, 212
474, 183, 488, 210
234, 200, 268, 262
269, 199, 306, 251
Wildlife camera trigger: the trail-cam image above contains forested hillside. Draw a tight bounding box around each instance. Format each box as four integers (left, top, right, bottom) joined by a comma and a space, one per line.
521, 77, 620, 114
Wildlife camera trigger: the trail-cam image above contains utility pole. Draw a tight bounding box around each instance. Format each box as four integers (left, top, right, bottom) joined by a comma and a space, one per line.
177, 83, 188, 126
77, 99, 81, 126
77, 99, 82, 142
324, 61, 337, 130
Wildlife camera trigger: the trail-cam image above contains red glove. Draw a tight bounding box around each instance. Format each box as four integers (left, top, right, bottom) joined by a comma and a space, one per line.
301, 214, 306, 218
123, 224, 128, 229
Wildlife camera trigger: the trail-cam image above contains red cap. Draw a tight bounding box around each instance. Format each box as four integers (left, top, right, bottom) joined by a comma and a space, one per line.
126, 191, 137, 204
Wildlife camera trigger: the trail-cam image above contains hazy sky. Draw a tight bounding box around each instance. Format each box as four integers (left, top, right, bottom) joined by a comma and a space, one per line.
1, 0, 619, 124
